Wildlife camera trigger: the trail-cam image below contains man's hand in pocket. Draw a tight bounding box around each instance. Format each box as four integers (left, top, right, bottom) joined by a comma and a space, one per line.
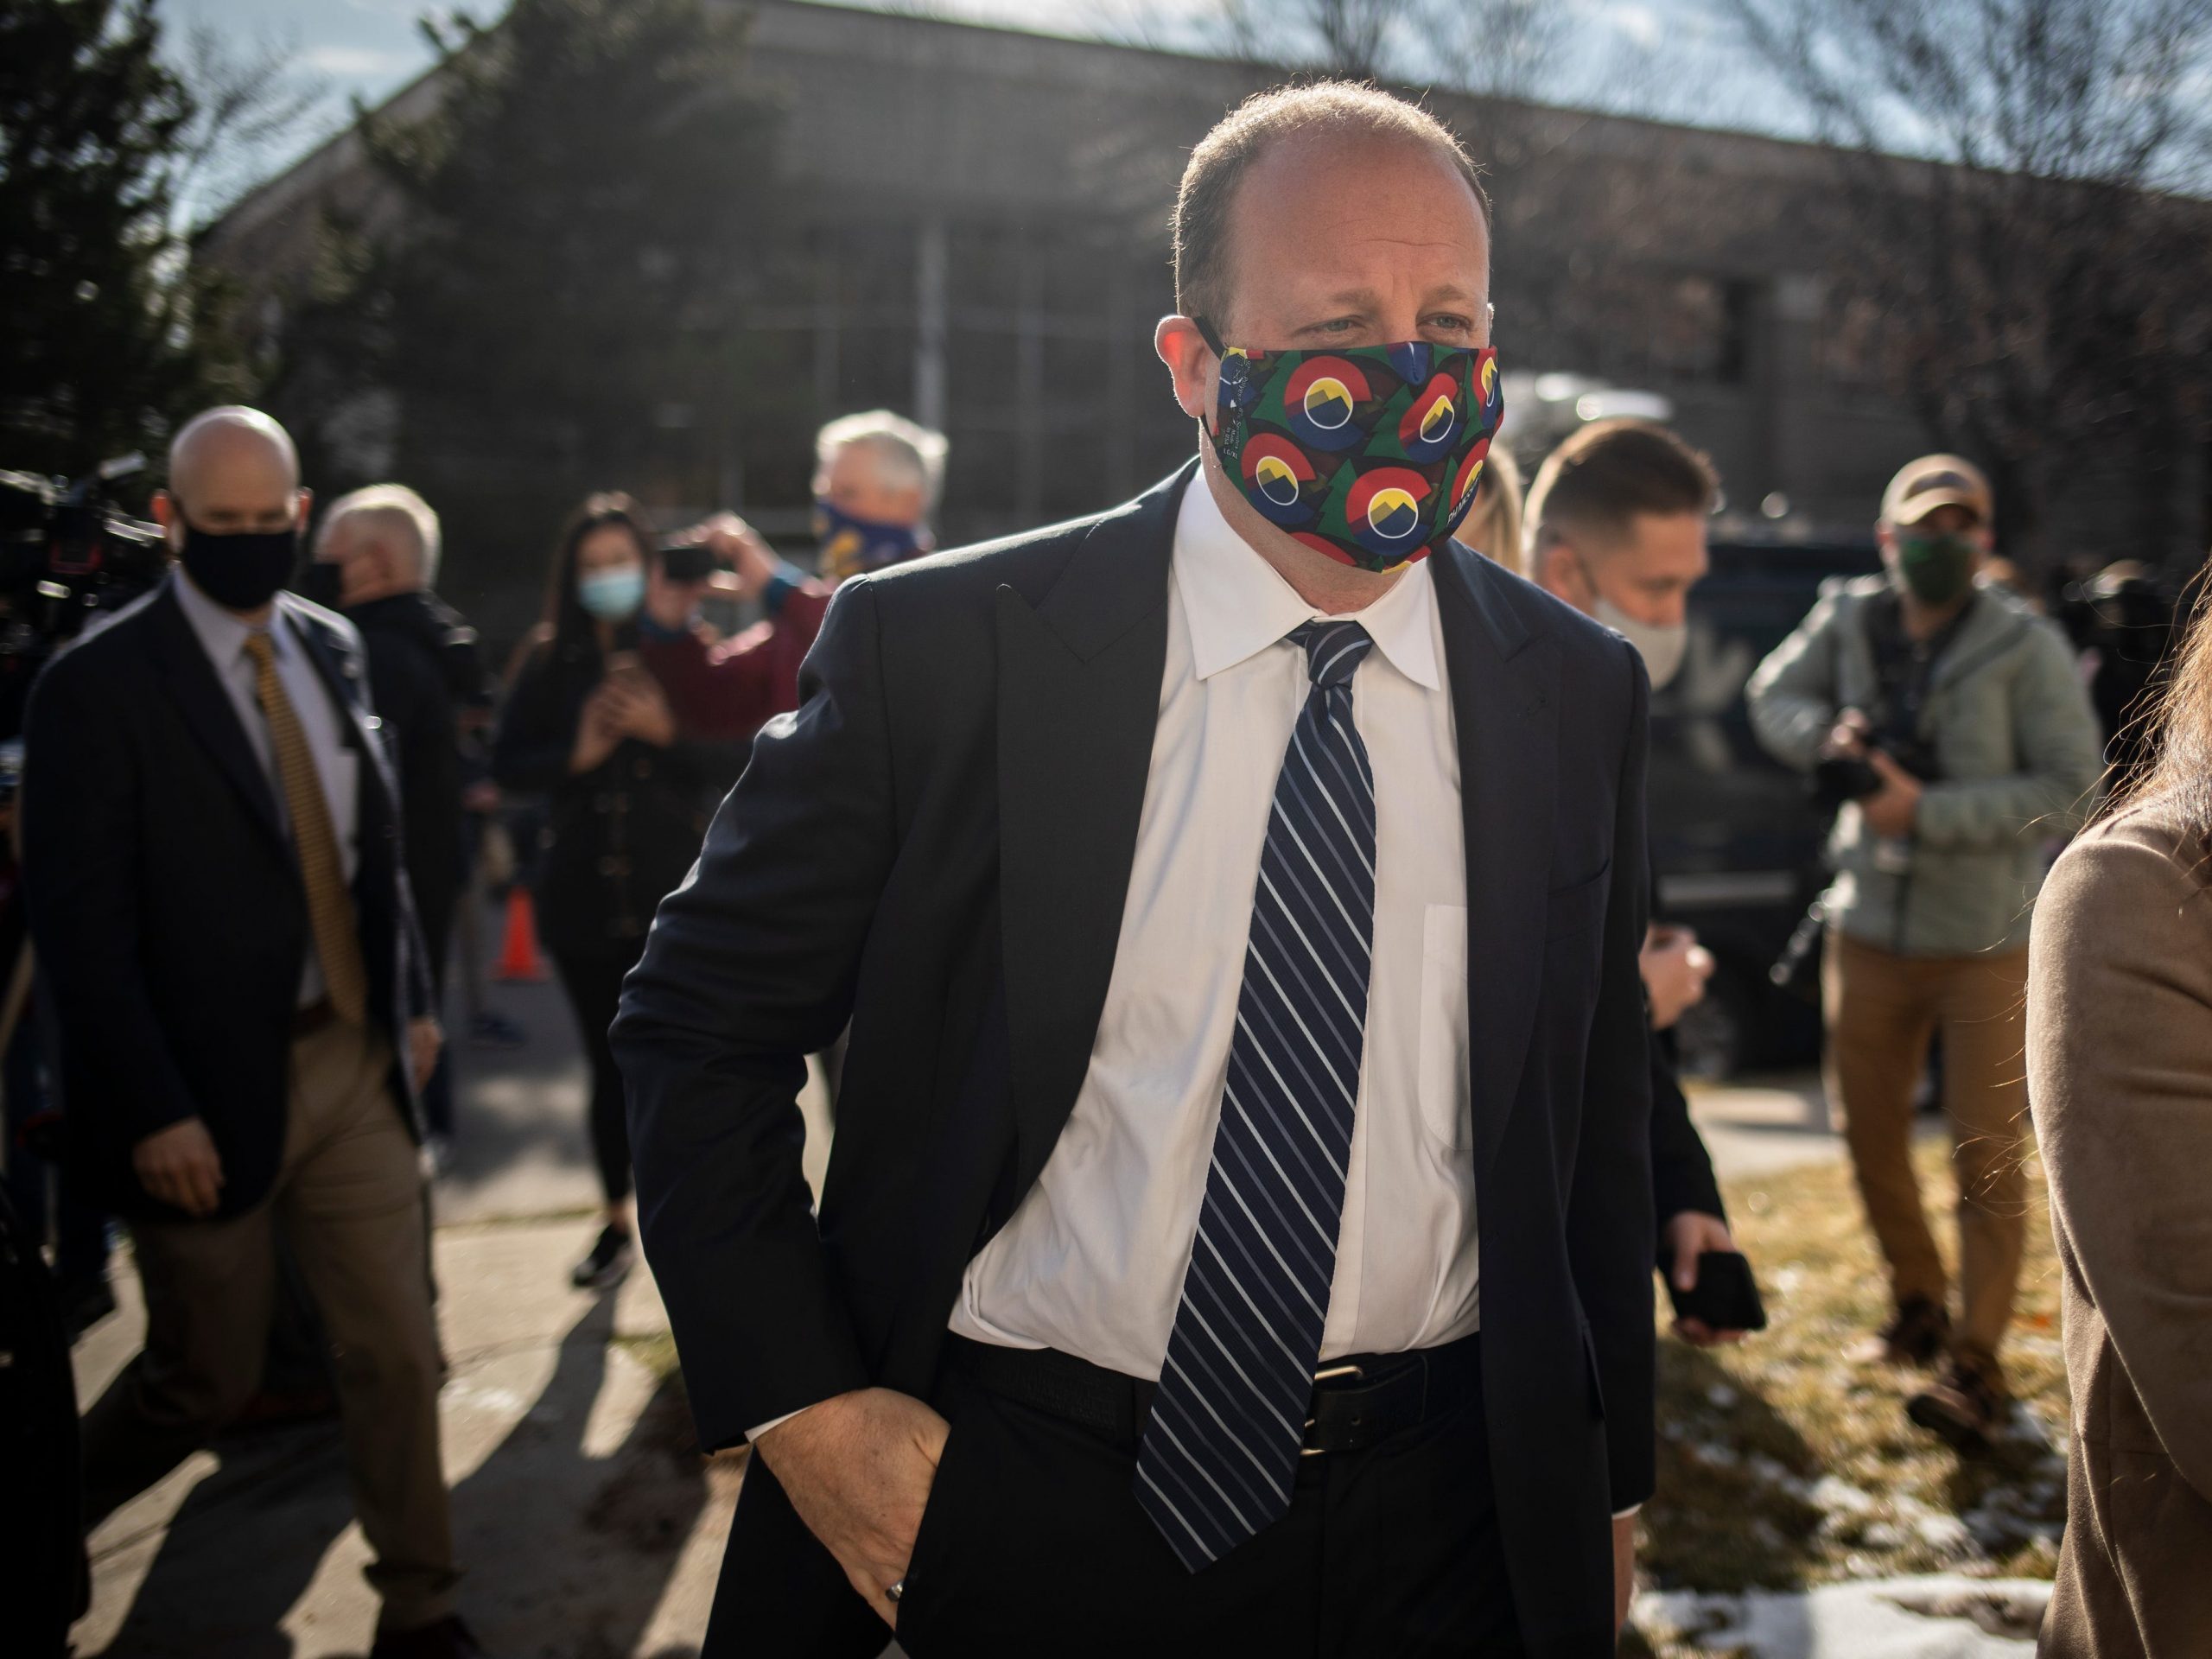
753, 1386, 950, 1629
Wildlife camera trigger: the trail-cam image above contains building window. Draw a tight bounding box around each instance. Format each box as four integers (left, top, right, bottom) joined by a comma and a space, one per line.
1642, 274, 1755, 385
1818, 289, 1913, 390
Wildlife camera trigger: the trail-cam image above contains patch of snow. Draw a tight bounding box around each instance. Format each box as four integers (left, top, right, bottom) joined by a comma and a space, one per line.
1809, 1475, 1878, 1518
1746, 1452, 1803, 1492
1637, 1574, 2050, 1657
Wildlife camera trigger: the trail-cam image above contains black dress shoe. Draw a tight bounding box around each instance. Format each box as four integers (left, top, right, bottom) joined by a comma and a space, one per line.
369, 1615, 486, 1658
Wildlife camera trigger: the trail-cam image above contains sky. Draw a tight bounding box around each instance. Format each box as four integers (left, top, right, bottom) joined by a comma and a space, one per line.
162, 0, 1762, 188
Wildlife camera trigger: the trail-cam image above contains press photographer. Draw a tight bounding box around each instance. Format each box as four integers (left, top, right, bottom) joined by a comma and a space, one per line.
0, 457, 169, 741
1745, 454, 2102, 1448
0, 457, 171, 1347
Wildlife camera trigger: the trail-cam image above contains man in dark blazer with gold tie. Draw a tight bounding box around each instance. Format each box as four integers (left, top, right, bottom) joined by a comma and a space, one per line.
23, 408, 477, 1658
617, 83, 1655, 1659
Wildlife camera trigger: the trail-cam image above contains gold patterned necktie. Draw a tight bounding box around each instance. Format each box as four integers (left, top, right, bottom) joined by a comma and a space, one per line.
243, 631, 369, 1026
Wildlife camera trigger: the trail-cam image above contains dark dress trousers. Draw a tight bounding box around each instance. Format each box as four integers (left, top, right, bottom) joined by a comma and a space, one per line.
22, 581, 430, 1223
613, 466, 1657, 1659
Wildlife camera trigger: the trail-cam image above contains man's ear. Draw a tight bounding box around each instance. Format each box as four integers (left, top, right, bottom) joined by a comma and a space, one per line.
1533, 537, 1579, 607
293, 486, 314, 531
151, 489, 175, 530
1155, 315, 1214, 423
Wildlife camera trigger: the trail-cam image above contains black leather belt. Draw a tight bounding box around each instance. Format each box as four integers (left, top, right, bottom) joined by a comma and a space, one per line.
944, 1330, 1481, 1456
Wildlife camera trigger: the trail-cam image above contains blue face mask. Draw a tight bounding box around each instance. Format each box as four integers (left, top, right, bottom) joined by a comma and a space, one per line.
576, 563, 644, 622
814, 499, 924, 584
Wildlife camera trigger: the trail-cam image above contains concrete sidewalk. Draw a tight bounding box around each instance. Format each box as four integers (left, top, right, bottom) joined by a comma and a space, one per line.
1686, 1070, 1846, 1180
71, 1217, 740, 1657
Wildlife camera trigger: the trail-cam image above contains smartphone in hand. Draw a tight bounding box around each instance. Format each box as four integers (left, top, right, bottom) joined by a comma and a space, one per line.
1667, 1250, 1768, 1333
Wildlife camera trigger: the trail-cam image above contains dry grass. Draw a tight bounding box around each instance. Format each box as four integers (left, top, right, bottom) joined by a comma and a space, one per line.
1636, 1138, 2069, 1598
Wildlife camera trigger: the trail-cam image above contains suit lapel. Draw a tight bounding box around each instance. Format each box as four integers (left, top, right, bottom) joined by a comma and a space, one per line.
996, 464, 1188, 1196
288, 599, 360, 729
1431, 544, 1562, 1181
145, 583, 287, 853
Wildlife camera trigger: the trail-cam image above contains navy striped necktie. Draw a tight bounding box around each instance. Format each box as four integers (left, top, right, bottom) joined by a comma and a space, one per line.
1135, 618, 1376, 1570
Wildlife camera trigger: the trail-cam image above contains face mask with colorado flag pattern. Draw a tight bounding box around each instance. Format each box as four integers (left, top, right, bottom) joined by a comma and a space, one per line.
1195, 317, 1503, 573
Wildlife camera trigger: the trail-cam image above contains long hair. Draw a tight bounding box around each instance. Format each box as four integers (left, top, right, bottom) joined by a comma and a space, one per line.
542, 491, 654, 661
1460, 443, 1524, 575
2104, 551, 2212, 864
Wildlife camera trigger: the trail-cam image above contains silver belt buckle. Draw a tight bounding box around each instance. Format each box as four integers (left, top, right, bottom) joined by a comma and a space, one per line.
1300, 1362, 1366, 1456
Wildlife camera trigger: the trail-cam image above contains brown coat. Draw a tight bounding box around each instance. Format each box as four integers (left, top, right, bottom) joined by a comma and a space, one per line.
2028, 800, 2212, 1657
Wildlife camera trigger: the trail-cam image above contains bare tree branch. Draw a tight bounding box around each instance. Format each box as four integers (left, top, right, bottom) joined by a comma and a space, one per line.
1722, 0, 2212, 560
170, 24, 329, 228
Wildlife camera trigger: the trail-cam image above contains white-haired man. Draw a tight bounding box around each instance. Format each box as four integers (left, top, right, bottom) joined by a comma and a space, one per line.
811, 409, 949, 586
309, 487, 492, 1156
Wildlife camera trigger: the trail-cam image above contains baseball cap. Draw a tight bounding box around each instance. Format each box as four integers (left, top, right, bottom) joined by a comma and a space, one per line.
1882, 454, 1993, 527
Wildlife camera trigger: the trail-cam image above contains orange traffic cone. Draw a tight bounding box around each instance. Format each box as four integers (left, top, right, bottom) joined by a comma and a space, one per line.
494, 887, 550, 982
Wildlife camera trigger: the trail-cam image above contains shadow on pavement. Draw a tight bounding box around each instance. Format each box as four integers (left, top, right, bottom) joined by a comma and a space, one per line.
92, 1287, 710, 1657
94, 1414, 356, 1656
449, 1294, 710, 1659
436, 971, 596, 1215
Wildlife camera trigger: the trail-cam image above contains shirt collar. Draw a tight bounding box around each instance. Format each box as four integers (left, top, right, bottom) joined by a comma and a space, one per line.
171, 568, 295, 669
1169, 468, 1440, 691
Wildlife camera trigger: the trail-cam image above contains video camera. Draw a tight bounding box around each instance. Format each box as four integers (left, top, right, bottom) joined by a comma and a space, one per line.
1809, 728, 1942, 816
0, 454, 170, 744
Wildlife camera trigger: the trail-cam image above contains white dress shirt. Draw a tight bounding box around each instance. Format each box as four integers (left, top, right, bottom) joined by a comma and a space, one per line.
948, 474, 1479, 1373
173, 571, 361, 1007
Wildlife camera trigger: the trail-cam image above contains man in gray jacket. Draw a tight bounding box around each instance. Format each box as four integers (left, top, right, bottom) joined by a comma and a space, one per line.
1745, 454, 2101, 1447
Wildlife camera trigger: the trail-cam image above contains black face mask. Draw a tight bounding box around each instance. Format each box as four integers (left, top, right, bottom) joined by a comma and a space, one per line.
295, 560, 344, 610
176, 517, 301, 612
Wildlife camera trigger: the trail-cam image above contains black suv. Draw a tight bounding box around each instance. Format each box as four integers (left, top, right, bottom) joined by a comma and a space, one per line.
1649, 534, 1882, 1077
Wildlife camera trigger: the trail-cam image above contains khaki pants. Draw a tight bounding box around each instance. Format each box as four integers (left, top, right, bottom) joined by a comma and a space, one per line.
80, 1020, 457, 1630
1822, 931, 2031, 1386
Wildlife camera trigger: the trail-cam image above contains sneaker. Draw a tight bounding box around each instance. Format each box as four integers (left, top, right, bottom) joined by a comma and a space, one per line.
570, 1224, 634, 1291
1908, 1360, 2005, 1451
370, 1614, 486, 1658
1851, 1293, 1951, 1368
469, 1011, 527, 1049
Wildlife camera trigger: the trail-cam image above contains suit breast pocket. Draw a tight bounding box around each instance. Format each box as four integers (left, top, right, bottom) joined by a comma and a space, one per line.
1417, 904, 1471, 1148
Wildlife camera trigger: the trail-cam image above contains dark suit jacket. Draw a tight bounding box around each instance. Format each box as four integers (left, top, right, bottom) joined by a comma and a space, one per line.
613, 466, 1656, 1659
22, 578, 429, 1222
347, 589, 488, 967
1651, 1030, 1725, 1231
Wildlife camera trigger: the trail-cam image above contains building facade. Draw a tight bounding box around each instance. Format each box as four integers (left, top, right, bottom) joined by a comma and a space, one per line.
204, 0, 2206, 622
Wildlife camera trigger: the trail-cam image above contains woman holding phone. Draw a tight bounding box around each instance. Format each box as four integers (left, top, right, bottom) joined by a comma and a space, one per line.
493, 494, 760, 1289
